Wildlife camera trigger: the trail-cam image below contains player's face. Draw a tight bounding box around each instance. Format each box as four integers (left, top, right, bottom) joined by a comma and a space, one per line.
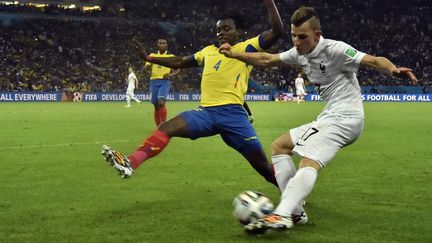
216, 19, 240, 45
291, 22, 321, 55
157, 39, 168, 52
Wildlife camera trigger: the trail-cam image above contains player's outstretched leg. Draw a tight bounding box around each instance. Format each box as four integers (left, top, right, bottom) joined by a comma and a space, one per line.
241, 149, 278, 187
101, 145, 134, 178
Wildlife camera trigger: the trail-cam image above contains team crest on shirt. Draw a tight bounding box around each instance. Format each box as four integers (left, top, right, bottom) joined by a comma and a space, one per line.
319, 61, 326, 74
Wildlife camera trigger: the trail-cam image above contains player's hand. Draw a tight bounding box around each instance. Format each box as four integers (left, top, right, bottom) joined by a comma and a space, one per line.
392, 67, 418, 85
248, 115, 255, 124
132, 38, 151, 61
219, 43, 235, 57
163, 73, 170, 79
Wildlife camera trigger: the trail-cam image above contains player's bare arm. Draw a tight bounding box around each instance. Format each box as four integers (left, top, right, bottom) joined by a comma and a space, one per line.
146, 55, 198, 69
219, 43, 282, 68
260, 0, 284, 49
360, 54, 418, 84
133, 39, 198, 68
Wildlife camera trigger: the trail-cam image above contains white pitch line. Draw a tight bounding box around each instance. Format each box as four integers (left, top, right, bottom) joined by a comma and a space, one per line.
0, 139, 131, 150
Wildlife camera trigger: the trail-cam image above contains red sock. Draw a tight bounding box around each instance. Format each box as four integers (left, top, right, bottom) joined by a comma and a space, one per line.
154, 109, 162, 126
128, 130, 170, 169
160, 107, 167, 123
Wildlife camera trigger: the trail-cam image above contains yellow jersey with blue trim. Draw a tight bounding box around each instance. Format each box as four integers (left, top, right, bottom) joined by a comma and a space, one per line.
145, 51, 175, 79
194, 36, 263, 107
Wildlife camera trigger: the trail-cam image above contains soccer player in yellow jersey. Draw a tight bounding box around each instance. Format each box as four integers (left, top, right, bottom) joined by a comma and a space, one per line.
144, 38, 180, 126
102, 0, 283, 187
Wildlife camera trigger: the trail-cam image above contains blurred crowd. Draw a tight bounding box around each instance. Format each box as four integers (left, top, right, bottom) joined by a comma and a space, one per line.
0, 0, 430, 93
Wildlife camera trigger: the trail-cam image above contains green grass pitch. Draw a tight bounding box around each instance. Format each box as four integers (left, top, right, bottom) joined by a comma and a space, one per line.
0, 101, 431, 242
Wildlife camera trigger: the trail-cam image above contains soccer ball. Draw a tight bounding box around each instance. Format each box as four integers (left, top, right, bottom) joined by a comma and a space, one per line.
232, 190, 274, 225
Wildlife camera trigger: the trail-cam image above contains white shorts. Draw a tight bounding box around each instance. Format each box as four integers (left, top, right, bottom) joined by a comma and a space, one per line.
296, 88, 305, 96
126, 86, 135, 96
290, 113, 364, 167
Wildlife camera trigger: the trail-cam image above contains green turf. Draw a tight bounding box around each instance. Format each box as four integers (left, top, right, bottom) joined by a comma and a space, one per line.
0, 101, 431, 242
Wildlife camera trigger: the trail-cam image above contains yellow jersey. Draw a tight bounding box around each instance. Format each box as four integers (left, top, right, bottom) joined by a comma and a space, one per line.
145, 51, 175, 79
194, 36, 263, 107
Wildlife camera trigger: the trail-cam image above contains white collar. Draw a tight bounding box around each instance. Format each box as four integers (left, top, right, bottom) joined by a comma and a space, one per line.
305, 35, 325, 58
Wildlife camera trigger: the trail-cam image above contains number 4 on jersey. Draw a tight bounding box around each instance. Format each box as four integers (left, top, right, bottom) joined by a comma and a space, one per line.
213, 60, 222, 71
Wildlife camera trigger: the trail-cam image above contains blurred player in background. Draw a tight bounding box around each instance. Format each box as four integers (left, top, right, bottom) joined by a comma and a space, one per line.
294, 73, 306, 104
102, 0, 283, 188
219, 6, 418, 233
144, 38, 180, 126
125, 67, 141, 108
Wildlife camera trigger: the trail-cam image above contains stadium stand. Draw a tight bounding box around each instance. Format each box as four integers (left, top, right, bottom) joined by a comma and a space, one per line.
0, 0, 430, 93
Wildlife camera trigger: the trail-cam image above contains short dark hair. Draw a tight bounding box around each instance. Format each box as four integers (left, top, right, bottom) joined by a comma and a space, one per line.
291, 7, 321, 30
217, 15, 245, 30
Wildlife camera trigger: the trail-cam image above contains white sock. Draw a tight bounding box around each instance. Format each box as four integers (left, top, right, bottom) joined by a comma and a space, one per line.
272, 154, 305, 215
126, 95, 131, 105
274, 167, 318, 216
271, 154, 296, 192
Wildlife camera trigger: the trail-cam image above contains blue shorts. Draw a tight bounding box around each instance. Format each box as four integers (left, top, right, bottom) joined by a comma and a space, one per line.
150, 79, 170, 104
180, 105, 262, 153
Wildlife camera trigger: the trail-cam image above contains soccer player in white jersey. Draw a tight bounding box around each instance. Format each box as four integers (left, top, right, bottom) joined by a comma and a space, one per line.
219, 6, 418, 233
125, 67, 141, 108
294, 73, 306, 104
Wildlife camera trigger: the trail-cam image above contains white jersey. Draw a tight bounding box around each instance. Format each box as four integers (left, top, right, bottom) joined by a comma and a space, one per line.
295, 77, 305, 95
295, 77, 304, 89
280, 36, 366, 118
128, 72, 137, 88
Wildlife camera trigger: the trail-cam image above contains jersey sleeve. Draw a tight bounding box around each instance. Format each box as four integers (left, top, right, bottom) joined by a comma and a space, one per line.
243, 36, 264, 52
332, 42, 366, 73
193, 48, 205, 66
279, 47, 298, 65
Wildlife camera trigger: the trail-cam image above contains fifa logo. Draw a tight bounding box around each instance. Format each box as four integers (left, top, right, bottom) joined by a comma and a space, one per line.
319, 61, 326, 74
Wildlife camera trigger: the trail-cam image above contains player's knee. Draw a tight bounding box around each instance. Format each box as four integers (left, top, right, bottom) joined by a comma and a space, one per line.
158, 116, 188, 137
271, 139, 294, 156
299, 157, 322, 172
158, 122, 173, 136
158, 99, 166, 108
